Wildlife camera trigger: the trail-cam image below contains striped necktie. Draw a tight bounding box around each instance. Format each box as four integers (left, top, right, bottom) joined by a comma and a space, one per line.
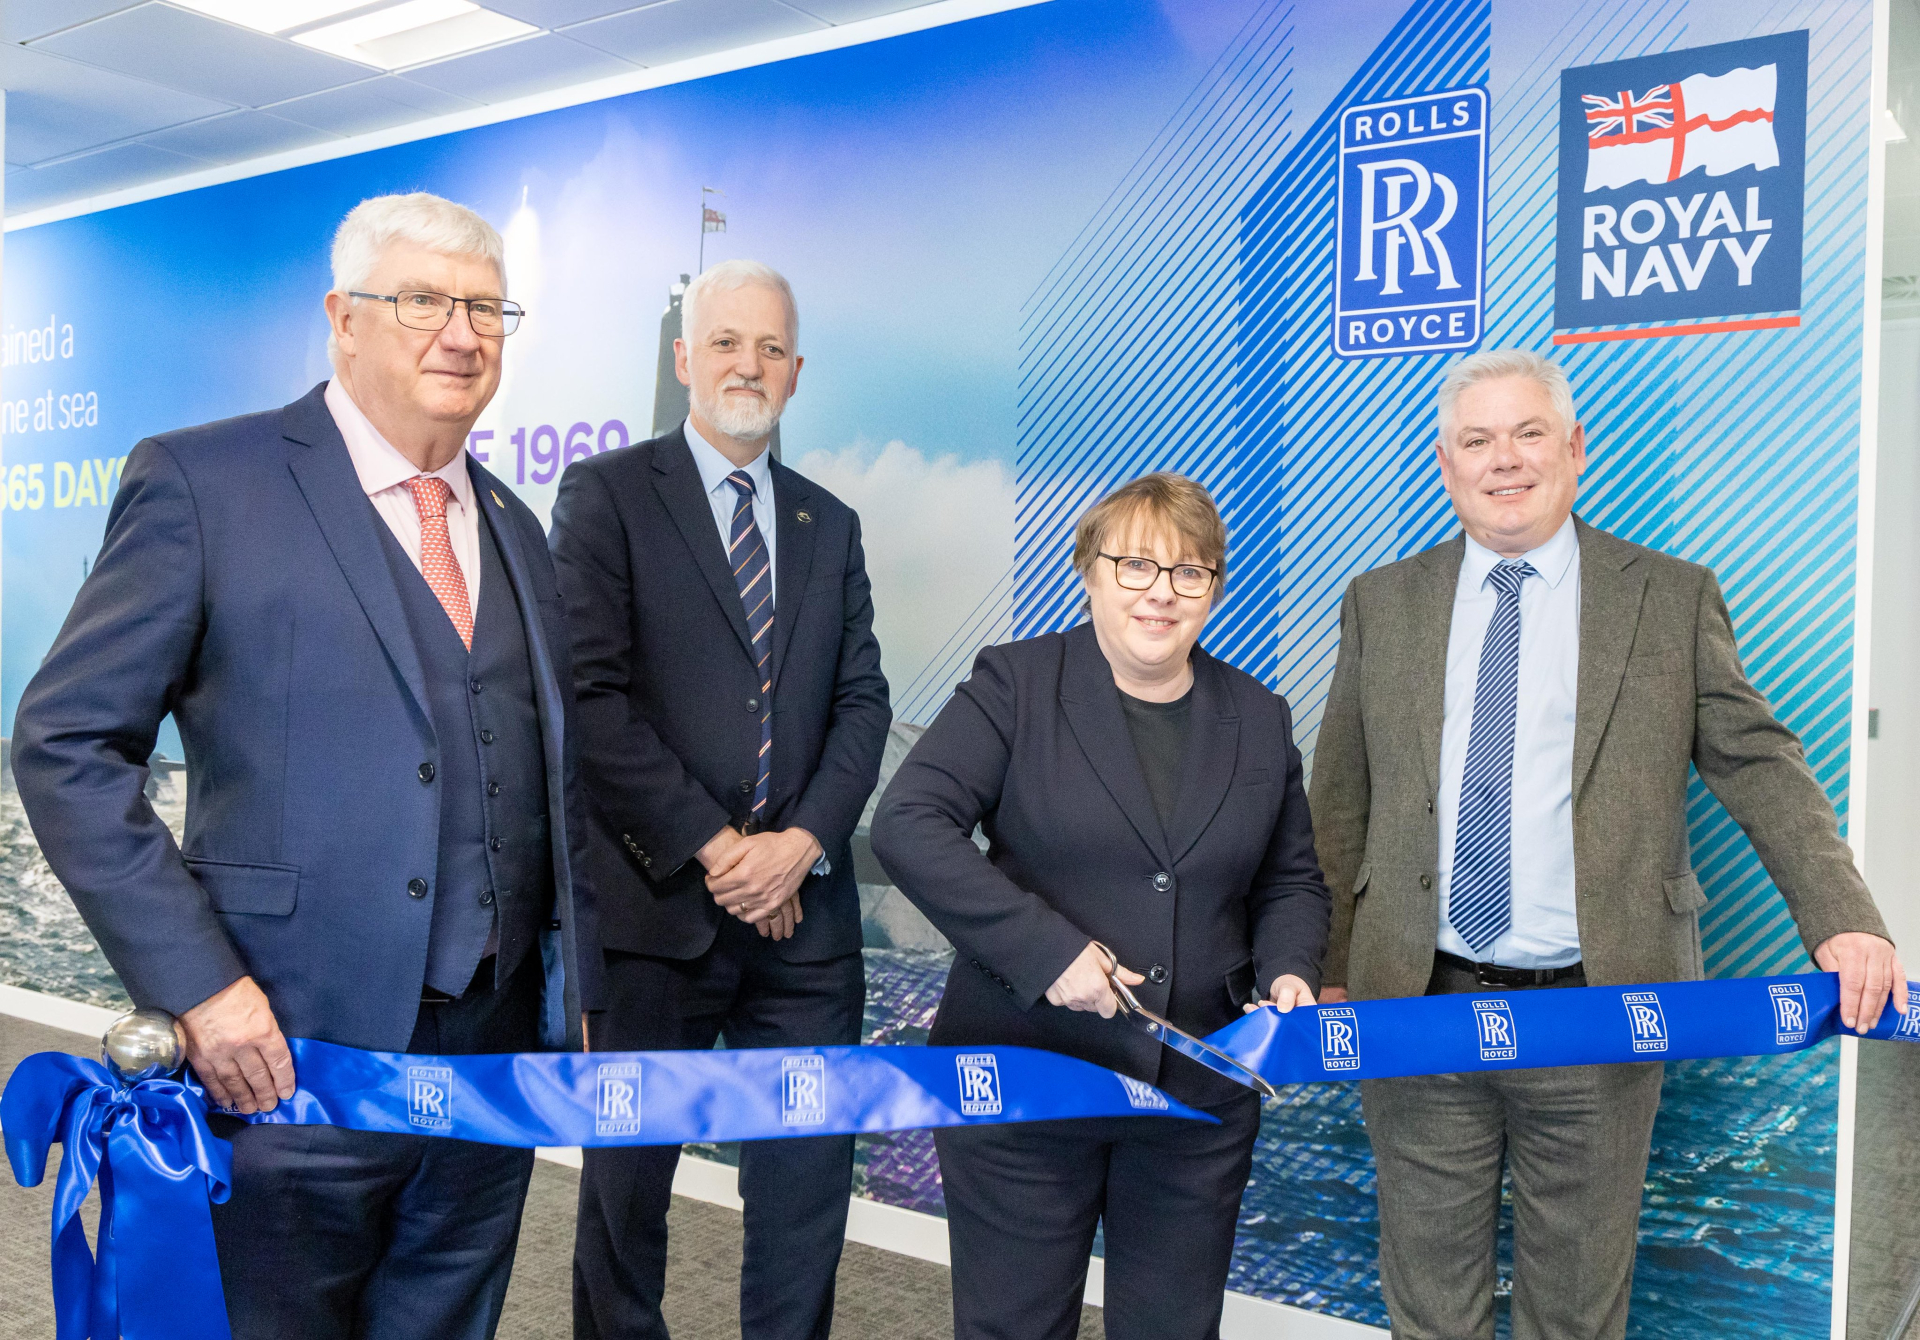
725, 471, 773, 822
1448, 558, 1538, 956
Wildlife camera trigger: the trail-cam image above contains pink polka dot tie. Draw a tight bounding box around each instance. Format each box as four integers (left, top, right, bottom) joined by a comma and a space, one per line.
406, 475, 473, 651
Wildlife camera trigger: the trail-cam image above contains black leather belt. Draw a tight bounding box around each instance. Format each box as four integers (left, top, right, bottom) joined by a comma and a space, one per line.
1435, 950, 1583, 988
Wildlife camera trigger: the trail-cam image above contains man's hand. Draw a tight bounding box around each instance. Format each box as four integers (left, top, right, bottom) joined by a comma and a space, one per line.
707, 827, 822, 925
755, 895, 804, 941
1814, 932, 1907, 1033
1045, 942, 1145, 1019
1245, 974, 1317, 1013
179, 976, 295, 1114
1318, 985, 1349, 1004
696, 825, 744, 872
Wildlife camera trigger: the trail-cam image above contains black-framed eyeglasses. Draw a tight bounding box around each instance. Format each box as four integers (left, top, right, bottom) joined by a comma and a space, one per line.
1097, 553, 1217, 599
349, 290, 525, 337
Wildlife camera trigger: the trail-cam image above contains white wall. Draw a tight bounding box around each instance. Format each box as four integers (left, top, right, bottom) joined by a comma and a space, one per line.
1867, 314, 1920, 952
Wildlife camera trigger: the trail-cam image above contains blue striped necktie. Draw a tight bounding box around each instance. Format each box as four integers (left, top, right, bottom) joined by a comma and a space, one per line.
725, 471, 774, 822
1448, 559, 1538, 956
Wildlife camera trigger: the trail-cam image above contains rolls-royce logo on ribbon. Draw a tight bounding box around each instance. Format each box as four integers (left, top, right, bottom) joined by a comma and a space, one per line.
596, 1061, 643, 1137
1623, 991, 1670, 1053
1319, 1006, 1362, 1071
1768, 983, 1809, 1046
1555, 31, 1807, 333
1117, 1074, 1170, 1111
1473, 998, 1518, 1061
407, 1065, 453, 1131
1333, 85, 1487, 359
956, 1052, 1003, 1116
781, 1055, 827, 1126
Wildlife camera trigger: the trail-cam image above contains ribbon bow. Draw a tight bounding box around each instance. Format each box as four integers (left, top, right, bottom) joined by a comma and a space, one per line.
2, 1053, 233, 1340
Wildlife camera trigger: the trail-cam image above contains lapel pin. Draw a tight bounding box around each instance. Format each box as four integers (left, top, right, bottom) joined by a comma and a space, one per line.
491, 490, 506, 509
796, 510, 812, 524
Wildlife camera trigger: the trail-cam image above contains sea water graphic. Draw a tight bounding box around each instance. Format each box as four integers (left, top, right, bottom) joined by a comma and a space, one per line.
0, 775, 1835, 1337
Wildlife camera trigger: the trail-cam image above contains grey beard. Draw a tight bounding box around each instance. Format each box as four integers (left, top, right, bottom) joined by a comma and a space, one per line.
695, 385, 781, 441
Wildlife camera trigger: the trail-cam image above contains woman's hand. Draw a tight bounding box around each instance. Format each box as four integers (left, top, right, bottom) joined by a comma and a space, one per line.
1244, 974, 1317, 1014
1046, 942, 1146, 1018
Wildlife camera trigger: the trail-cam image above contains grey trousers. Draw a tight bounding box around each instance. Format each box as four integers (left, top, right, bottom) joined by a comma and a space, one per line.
1359, 959, 1665, 1340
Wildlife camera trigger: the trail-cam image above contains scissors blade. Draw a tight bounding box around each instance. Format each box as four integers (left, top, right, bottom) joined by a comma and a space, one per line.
1090, 943, 1279, 1100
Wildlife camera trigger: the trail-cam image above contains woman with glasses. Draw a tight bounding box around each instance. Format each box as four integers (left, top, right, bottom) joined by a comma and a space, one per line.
871, 472, 1330, 1340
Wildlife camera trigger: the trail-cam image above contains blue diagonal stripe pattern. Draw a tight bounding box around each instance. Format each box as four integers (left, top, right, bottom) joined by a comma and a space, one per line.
726, 471, 773, 819
1447, 560, 1535, 953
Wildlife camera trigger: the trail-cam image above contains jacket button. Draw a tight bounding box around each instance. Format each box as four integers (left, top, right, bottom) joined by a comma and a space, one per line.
738, 780, 753, 795
1147, 963, 1168, 984
1152, 871, 1173, 892
479, 891, 495, 906
470, 678, 483, 694
487, 781, 501, 797
1427, 798, 1434, 815
1420, 873, 1433, 890
641, 855, 652, 868
417, 762, 434, 783
746, 697, 760, 712
407, 878, 428, 898
490, 836, 504, 851
479, 729, 495, 745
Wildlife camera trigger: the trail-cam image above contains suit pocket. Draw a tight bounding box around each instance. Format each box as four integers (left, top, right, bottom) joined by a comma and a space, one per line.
1663, 871, 1708, 915
1224, 958, 1256, 1009
1239, 769, 1273, 788
1625, 648, 1689, 679
188, 859, 299, 916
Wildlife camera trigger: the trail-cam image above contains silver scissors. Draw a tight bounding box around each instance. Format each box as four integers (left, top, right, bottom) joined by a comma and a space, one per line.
1090, 942, 1281, 1100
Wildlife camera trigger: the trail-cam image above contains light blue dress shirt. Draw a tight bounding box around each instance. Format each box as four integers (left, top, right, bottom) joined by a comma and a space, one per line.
1436, 516, 1582, 968
684, 417, 777, 609
681, 418, 827, 875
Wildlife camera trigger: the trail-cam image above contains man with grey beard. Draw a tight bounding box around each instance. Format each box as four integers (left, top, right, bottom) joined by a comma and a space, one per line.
550, 259, 889, 1340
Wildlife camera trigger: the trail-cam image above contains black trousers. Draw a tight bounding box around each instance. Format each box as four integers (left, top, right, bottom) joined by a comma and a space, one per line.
208, 954, 543, 1340
573, 918, 867, 1340
935, 1090, 1262, 1340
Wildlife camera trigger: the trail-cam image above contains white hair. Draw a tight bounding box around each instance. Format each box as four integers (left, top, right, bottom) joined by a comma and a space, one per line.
681, 259, 798, 348
328, 194, 505, 361
1437, 348, 1579, 444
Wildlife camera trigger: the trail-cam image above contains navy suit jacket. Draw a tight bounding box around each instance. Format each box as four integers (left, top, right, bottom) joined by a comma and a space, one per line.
871, 624, 1330, 1105
548, 427, 890, 964
11, 384, 603, 1052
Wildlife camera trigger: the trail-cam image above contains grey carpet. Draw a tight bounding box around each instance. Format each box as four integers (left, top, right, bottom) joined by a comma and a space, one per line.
0, 1012, 1100, 1338
1849, 1038, 1920, 1340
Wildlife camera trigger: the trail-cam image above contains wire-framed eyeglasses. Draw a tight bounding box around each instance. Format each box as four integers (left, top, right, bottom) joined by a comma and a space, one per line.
1097, 553, 1218, 598
349, 290, 526, 337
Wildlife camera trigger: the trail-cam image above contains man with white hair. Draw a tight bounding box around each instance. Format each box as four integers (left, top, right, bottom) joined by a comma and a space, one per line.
551, 259, 888, 1340
12, 192, 602, 1338
1309, 348, 1904, 1340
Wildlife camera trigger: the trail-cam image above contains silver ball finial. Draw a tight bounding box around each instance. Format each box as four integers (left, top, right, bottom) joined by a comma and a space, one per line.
102, 1008, 187, 1084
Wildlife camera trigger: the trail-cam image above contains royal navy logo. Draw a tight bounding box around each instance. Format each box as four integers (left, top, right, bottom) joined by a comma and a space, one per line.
1768, 983, 1809, 1046
1334, 85, 1488, 358
1472, 998, 1518, 1061
407, 1065, 453, 1131
1555, 31, 1807, 332
782, 1055, 827, 1126
1623, 991, 1670, 1053
1319, 1006, 1361, 1071
956, 1053, 1003, 1116
1117, 1075, 1170, 1111
596, 1061, 643, 1137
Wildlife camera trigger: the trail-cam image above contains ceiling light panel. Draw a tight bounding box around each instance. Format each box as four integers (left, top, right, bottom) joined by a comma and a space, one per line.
169, 1, 378, 34
294, 1, 537, 69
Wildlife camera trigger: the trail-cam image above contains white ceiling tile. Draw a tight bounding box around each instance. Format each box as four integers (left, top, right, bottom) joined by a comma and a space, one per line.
563, 0, 825, 66
482, 0, 666, 23
265, 75, 481, 136
782, 0, 932, 22
140, 110, 339, 163
3, 1, 145, 44
30, 2, 377, 109
5, 141, 205, 214
399, 31, 637, 103
0, 43, 235, 165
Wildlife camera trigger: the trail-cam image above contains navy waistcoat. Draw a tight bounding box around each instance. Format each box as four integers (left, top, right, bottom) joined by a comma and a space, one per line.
377, 501, 553, 996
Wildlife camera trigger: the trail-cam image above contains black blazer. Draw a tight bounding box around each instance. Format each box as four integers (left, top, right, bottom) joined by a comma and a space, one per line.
11, 385, 602, 1051
871, 623, 1330, 1105
549, 427, 891, 963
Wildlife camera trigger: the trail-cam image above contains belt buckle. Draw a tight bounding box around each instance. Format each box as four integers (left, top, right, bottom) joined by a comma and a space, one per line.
1474, 961, 1515, 988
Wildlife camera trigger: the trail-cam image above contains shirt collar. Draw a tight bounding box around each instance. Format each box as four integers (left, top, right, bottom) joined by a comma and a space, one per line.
684, 416, 772, 503
1461, 514, 1579, 592
324, 378, 474, 509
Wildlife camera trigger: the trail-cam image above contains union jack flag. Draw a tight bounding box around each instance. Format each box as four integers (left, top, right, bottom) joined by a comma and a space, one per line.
1583, 85, 1674, 142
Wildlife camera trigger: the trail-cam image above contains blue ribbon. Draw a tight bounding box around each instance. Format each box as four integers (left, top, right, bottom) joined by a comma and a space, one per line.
1, 1053, 232, 1340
